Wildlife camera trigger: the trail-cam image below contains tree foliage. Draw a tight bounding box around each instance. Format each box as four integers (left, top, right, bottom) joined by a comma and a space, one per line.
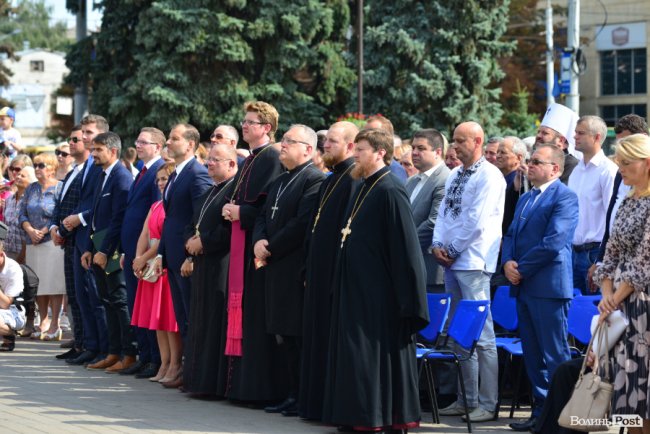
65, 0, 356, 142
0, 0, 70, 52
358, 0, 514, 137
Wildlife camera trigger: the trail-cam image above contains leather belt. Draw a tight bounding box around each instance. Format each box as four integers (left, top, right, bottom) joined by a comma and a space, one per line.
572, 242, 600, 252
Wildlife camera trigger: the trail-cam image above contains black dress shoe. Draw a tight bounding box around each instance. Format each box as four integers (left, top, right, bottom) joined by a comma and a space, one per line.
135, 362, 160, 379
509, 416, 537, 432
264, 397, 297, 413
60, 339, 75, 349
118, 360, 144, 375
281, 402, 299, 417
56, 348, 82, 360
66, 350, 97, 365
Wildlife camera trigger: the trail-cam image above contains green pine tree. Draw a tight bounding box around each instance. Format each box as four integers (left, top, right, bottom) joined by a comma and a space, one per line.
65, 0, 356, 141
359, 0, 514, 137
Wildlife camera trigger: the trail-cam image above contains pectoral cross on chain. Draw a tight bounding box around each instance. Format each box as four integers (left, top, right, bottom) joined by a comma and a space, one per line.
271, 201, 279, 219
340, 218, 352, 249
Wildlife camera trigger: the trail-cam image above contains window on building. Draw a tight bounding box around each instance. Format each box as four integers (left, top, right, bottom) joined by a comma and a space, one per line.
601, 48, 646, 95
29, 60, 44, 72
601, 104, 647, 126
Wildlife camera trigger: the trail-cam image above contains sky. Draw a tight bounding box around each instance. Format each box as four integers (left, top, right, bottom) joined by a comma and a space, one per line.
43, 0, 103, 30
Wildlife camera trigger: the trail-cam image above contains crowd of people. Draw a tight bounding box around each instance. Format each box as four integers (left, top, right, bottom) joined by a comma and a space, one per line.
0, 100, 649, 434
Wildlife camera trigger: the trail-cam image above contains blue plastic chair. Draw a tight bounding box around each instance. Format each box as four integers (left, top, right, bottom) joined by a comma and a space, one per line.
422, 299, 490, 433
568, 295, 601, 349
416, 293, 452, 422
491, 286, 526, 418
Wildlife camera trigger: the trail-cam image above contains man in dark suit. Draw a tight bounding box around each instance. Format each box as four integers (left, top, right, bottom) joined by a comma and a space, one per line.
81, 132, 135, 373
61, 115, 109, 366
117, 127, 165, 378
153, 124, 212, 389
49, 125, 85, 359
405, 128, 449, 293
502, 144, 579, 431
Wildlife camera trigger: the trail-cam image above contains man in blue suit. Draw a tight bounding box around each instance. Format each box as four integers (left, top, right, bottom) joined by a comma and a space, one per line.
154, 124, 212, 387
501, 144, 579, 431
61, 114, 109, 366
116, 127, 165, 378
81, 132, 135, 373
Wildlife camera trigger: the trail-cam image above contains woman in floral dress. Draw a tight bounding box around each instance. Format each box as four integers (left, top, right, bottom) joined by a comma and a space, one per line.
596, 133, 650, 433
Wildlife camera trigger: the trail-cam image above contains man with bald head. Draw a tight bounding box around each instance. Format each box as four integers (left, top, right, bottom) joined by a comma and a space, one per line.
432, 121, 505, 423
300, 120, 359, 420
210, 124, 245, 166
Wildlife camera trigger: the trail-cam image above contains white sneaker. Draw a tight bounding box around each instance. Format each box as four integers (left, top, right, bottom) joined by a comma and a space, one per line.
461, 407, 495, 422
438, 401, 474, 416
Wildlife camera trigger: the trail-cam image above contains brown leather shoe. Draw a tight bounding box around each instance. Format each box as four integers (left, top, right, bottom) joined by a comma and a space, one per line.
86, 354, 120, 370
105, 355, 137, 374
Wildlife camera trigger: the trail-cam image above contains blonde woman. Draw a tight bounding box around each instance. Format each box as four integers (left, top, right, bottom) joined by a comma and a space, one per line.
596, 134, 650, 434
55, 143, 74, 180
18, 153, 66, 340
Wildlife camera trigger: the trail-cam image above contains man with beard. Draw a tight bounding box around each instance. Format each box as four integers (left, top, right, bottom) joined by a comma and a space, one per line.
299, 121, 358, 421
221, 101, 286, 402
323, 128, 428, 433
253, 124, 325, 416
182, 144, 238, 398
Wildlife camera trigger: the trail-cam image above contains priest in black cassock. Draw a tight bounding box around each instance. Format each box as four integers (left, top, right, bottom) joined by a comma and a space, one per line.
322, 128, 429, 433
253, 124, 325, 416
299, 121, 359, 421
222, 101, 287, 403
182, 144, 238, 398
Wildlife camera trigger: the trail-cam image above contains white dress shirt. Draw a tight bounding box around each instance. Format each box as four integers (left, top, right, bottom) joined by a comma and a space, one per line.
568, 150, 618, 245
410, 162, 442, 203
432, 157, 506, 273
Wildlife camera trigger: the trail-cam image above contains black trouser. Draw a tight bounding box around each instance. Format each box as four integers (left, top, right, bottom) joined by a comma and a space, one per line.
92, 265, 136, 356
278, 335, 301, 399
534, 357, 585, 434
64, 244, 84, 347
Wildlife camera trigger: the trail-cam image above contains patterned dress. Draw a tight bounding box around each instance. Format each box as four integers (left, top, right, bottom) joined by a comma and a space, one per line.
595, 195, 650, 418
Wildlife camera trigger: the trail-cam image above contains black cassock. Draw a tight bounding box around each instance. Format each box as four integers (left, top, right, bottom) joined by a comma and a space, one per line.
322, 166, 429, 429
299, 157, 358, 420
183, 179, 233, 396
252, 161, 325, 336
224, 144, 288, 402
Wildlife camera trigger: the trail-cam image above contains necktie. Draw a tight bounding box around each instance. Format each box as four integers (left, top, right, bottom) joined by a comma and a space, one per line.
135, 165, 147, 186
164, 170, 177, 201
520, 188, 541, 220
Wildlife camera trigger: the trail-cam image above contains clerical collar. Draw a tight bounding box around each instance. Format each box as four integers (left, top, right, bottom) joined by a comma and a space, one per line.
251, 143, 270, 155
287, 159, 313, 174
365, 165, 390, 184
332, 157, 354, 173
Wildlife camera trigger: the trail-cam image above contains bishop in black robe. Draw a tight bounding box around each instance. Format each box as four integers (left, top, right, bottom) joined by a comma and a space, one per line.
252, 160, 325, 410
322, 165, 429, 430
183, 179, 234, 397
299, 156, 357, 420
224, 144, 287, 402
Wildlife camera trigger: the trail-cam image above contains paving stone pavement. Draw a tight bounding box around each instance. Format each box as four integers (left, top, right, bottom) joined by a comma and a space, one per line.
0, 338, 540, 433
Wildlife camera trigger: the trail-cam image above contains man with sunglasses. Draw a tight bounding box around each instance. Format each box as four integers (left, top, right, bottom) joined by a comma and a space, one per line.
210, 124, 245, 167
502, 144, 579, 431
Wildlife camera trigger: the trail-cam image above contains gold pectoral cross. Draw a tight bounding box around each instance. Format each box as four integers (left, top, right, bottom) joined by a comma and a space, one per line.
340, 218, 352, 249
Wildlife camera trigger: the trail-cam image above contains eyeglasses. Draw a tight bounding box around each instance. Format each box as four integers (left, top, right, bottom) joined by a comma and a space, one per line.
55, 149, 70, 158
281, 136, 310, 146
34, 163, 48, 169
240, 119, 266, 127
9, 166, 21, 173
529, 158, 556, 166
210, 133, 233, 140
68, 137, 81, 143
135, 140, 156, 146
206, 157, 232, 164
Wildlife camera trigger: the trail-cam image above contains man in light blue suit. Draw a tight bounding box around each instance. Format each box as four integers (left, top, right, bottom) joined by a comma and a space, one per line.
501, 144, 579, 432
117, 127, 165, 378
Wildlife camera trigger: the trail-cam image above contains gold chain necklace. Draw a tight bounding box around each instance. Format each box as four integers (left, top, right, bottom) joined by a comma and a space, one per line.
230, 144, 273, 204
312, 163, 355, 233
340, 171, 390, 249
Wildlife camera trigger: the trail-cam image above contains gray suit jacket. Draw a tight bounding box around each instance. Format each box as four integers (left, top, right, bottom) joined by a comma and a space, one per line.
406, 164, 450, 287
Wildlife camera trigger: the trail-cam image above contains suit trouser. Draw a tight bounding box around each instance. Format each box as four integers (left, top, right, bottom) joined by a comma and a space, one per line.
516, 292, 571, 417
445, 269, 498, 411
92, 265, 136, 356
124, 255, 161, 364
63, 244, 83, 347
167, 265, 191, 340
73, 247, 108, 353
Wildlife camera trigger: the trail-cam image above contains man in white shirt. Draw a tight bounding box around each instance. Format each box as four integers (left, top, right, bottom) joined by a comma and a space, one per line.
569, 115, 618, 294
432, 121, 505, 422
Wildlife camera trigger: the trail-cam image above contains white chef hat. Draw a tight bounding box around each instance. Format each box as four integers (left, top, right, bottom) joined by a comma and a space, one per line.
540, 103, 579, 153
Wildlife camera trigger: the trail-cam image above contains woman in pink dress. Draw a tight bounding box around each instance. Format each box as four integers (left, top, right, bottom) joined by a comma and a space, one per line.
130, 162, 181, 383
